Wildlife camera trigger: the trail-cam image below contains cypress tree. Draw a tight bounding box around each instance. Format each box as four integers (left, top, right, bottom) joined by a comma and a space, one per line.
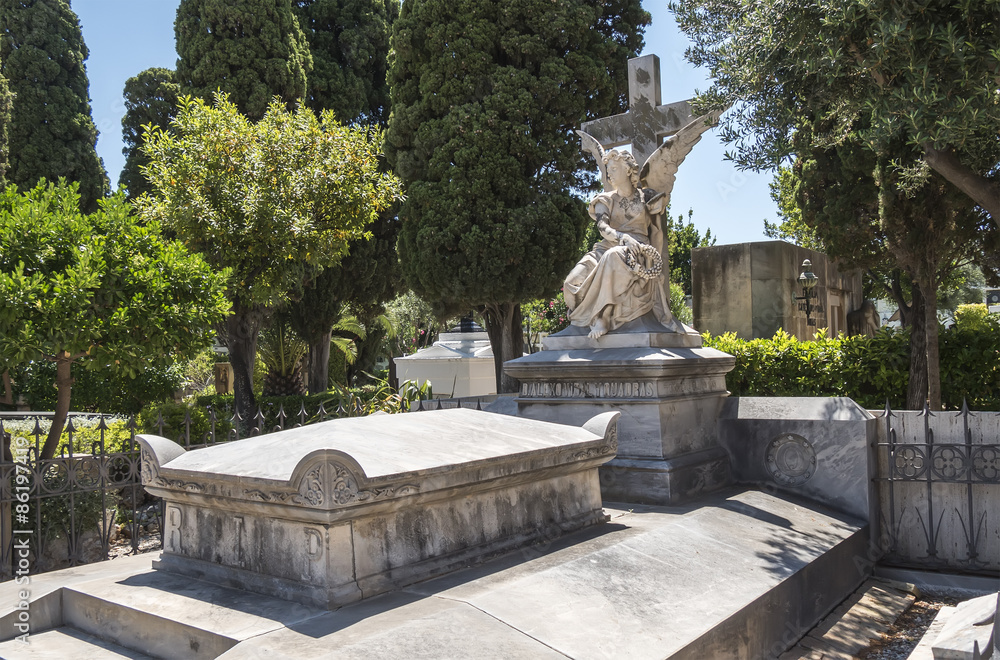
292, 0, 397, 124
285, 0, 399, 392
0, 67, 10, 185
0, 0, 109, 211
386, 0, 648, 392
175, 0, 313, 121
119, 68, 181, 201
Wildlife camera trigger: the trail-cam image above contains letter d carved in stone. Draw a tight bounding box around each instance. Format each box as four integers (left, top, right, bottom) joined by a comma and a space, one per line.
302, 527, 324, 582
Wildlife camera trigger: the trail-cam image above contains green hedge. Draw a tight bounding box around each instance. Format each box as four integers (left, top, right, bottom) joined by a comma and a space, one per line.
704, 317, 1000, 410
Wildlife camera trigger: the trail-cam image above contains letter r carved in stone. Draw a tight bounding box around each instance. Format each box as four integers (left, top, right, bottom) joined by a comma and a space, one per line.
165, 505, 183, 553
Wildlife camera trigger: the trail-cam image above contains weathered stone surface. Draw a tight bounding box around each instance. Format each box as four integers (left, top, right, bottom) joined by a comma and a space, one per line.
932, 592, 998, 660
138, 408, 619, 609
505, 340, 735, 504
717, 397, 876, 520
579, 55, 694, 166
0, 489, 868, 659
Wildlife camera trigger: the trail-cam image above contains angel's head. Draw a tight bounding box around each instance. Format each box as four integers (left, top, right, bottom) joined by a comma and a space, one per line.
602, 149, 640, 189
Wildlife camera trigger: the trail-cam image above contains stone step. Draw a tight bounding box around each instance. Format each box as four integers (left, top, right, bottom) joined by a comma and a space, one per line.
777, 579, 917, 660
57, 568, 326, 660
0, 626, 155, 659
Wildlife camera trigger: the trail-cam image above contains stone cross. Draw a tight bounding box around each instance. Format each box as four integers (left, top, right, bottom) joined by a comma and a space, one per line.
581, 54, 694, 166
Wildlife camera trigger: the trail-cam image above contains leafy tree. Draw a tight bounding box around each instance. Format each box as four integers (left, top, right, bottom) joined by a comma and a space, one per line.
765, 122, 999, 409
386, 0, 648, 392
667, 209, 714, 296
119, 68, 181, 201
0, 0, 109, 211
174, 0, 313, 121
136, 95, 402, 421
670, 0, 1000, 225
0, 181, 230, 459
293, 0, 397, 124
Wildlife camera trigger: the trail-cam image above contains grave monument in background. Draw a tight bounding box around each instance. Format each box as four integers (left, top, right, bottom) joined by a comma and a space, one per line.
692, 240, 865, 340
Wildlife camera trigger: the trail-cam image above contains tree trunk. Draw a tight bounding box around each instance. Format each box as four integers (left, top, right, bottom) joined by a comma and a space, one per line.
480, 302, 523, 394
922, 280, 942, 410
888, 270, 915, 329
905, 285, 927, 410
307, 330, 332, 395
0, 370, 12, 405
42, 353, 74, 460
923, 144, 1000, 226
225, 301, 266, 425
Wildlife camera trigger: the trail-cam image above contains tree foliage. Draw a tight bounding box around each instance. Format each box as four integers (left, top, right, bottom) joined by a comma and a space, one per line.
0, 181, 230, 458
386, 0, 648, 391
293, 0, 397, 124
670, 0, 1000, 224
667, 209, 714, 296
174, 0, 313, 121
136, 95, 402, 419
764, 121, 999, 408
119, 68, 181, 201
282, 0, 399, 393
0, 0, 109, 211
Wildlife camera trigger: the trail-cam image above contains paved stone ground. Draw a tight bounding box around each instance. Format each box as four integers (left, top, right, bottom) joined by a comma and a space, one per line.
859, 596, 959, 660
779, 580, 916, 660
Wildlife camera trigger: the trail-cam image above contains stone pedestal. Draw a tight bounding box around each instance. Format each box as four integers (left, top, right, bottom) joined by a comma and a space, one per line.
504, 317, 736, 504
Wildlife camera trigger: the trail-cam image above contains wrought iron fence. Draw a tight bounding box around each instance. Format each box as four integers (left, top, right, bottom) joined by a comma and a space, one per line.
0, 401, 371, 582
873, 402, 1000, 575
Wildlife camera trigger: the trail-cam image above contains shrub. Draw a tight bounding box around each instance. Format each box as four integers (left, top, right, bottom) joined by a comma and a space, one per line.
139, 401, 232, 445
704, 323, 999, 410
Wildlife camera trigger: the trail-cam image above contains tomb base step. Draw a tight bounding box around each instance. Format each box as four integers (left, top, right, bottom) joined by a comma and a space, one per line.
0, 489, 871, 659
0, 626, 155, 659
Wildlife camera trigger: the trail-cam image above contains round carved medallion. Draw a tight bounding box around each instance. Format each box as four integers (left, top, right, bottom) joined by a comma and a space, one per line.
765, 433, 817, 487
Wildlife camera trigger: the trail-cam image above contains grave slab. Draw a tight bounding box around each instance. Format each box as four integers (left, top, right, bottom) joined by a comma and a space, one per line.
138, 408, 619, 609
0, 489, 869, 659
931, 592, 998, 660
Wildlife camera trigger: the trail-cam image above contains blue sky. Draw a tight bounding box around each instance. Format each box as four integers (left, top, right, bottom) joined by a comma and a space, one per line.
73, 0, 777, 245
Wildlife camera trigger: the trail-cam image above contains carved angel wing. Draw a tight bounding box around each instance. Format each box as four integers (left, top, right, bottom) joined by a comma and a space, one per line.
639, 110, 721, 200
576, 130, 609, 192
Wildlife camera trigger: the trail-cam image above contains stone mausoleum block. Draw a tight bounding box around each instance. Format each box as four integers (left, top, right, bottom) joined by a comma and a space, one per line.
138, 409, 618, 609
717, 397, 876, 521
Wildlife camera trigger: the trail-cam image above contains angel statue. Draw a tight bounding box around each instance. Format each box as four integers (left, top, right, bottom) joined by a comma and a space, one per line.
564, 113, 720, 339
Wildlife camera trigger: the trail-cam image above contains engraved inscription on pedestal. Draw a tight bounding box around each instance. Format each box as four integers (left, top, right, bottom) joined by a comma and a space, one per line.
520, 380, 656, 399
765, 434, 817, 487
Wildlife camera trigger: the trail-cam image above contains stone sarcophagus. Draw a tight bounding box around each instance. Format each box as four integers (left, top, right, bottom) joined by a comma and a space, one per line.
138, 408, 618, 609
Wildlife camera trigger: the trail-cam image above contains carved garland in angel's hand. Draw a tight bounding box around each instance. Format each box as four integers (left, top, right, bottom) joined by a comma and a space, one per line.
622, 242, 662, 280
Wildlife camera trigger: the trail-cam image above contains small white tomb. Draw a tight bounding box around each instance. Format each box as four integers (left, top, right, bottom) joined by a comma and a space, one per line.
393, 320, 501, 397
138, 408, 618, 609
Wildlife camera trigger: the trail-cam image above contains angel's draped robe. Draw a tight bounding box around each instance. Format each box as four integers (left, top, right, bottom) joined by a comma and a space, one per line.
564, 189, 674, 331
